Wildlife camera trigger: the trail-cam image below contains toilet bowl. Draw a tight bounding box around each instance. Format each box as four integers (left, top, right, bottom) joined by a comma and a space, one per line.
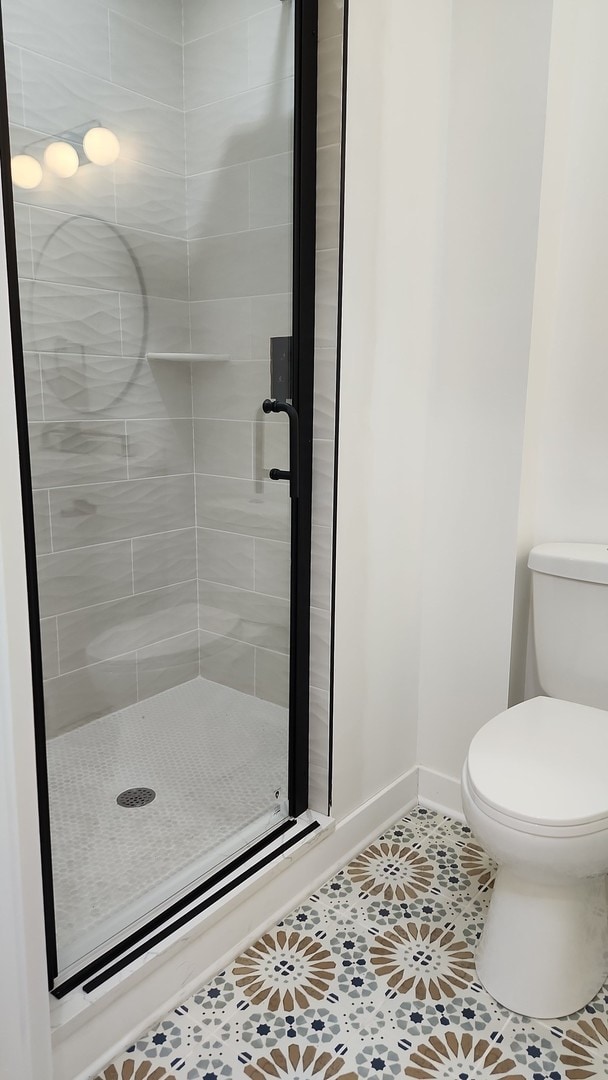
463, 695, 608, 1018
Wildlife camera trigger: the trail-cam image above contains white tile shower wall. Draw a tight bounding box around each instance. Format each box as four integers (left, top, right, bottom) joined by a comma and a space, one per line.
4, 0, 194, 735
7, 0, 342, 760
189, 0, 342, 746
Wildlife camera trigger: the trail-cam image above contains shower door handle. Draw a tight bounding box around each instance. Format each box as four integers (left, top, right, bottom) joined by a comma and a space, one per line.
262, 398, 299, 499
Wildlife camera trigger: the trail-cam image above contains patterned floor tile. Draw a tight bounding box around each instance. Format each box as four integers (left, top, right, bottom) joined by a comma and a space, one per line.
503, 1021, 572, 1080
92, 804, 608, 1080
428, 813, 475, 843
377, 806, 442, 845
401, 1030, 524, 1079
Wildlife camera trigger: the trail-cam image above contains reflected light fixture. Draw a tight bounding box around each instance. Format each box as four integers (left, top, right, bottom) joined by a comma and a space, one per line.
43, 140, 80, 178
83, 126, 120, 166
11, 153, 43, 189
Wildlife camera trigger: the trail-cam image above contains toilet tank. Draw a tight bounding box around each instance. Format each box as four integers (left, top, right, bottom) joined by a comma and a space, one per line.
528, 543, 608, 710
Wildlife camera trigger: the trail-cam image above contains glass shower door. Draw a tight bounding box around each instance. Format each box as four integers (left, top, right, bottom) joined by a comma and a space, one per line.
0, 0, 304, 983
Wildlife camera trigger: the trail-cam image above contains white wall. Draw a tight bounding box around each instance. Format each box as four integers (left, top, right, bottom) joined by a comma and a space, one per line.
514, 0, 608, 699
332, 0, 451, 820
416, 0, 553, 802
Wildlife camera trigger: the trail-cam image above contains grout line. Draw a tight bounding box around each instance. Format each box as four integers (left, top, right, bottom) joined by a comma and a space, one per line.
36, 526, 195, 556
184, 73, 294, 120
197, 576, 289, 605
44, 624, 253, 685
45, 625, 200, 684
49, 577, 197, 620
39, 470, 195, 492
15, 45, 185, 116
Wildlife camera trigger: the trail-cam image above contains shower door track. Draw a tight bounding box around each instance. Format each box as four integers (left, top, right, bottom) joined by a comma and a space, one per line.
53, 816, 321, 999
0, 0, 319, 993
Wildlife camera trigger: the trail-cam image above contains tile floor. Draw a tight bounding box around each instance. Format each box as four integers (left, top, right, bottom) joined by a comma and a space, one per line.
92, 806, 608, 1080
49, 677, 288, 970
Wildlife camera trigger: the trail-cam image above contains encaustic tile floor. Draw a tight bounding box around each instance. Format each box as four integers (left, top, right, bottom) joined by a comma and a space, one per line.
94, 806, 608, 1080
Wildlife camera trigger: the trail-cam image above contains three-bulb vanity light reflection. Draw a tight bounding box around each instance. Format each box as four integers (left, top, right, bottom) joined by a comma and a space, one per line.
11, 126, 120, 190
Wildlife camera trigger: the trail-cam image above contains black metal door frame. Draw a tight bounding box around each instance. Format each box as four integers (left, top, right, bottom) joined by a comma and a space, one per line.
0, 0, 318, 990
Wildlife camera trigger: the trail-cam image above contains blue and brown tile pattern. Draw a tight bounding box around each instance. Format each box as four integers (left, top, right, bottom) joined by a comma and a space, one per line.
93, 807, 608, 1079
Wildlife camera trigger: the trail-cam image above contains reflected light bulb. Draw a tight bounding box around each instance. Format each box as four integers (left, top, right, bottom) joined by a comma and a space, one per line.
43, 141, 79, 178
11, 154, 43, 190
83, 127, 120, 166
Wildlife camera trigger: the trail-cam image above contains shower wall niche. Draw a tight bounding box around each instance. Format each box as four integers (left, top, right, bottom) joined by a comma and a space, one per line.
7, 0, 296, 736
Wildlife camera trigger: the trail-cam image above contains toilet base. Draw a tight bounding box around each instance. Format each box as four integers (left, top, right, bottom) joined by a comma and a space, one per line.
476, 865, 608, 1018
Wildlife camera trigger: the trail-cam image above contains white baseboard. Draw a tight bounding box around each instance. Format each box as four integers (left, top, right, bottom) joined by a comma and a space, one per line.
53, 766, 418, 1080
418, 765, 464, 821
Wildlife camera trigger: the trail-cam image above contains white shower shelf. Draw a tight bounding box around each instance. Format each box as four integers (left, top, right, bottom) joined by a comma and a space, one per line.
146, 352, 231, 362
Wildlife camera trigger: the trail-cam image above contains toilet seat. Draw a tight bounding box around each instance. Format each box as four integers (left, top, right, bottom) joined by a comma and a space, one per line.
466, 696, 608, 835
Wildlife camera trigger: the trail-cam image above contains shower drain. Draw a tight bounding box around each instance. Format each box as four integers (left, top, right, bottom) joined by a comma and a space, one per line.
116, 787, 156, 808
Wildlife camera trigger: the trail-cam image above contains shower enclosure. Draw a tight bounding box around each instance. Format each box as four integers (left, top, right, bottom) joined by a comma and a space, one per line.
0, 0, 317, 991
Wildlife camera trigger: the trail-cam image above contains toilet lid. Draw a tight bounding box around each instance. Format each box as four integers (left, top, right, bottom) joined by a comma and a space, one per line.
467, 696, 608, 828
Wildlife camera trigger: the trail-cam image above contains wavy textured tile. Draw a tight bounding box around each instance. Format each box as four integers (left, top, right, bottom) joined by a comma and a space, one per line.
186, 164, 249, 240
44, 653, 137, 737
198, 579, 289, 654
195, 474, 289, 542
254, 644, 289, 707
184, 22, 249, 111
49, 474, 195, 550
136, 630, 199, 700
120, 293, 191, 357
3, 0, 111, 79
37, 539, 133, 618
40, 616, 59, 679
126, 418, 194, 479
29, 208, 189, 301
199, 629, 255, 694
189, 225, 291, 302
248, 3, 294, 90
133, 528, 197, 594
23, 351, 43, 420
33, 489, 52, 554
192, 361, 270, 421
20, 50, 185, 175
197, 528, 255, 591
41, 353, 192, 421
115, 159, 187, 239
190, 298, 252, 362
28, 419, 127, 489
194, 418, 253, 479
20, 279, 123, 356
253, 537, 290, 600
185, 79, 293, 175
57, 579, 198, 672
110, 12, 183, 110
108, 0, 183, 42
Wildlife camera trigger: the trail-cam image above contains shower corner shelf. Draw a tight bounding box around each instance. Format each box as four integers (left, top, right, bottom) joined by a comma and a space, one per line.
146, 352, 231, 363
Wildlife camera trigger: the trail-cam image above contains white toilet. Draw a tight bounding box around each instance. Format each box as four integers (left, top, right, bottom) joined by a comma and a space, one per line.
462, 542, 608, 1019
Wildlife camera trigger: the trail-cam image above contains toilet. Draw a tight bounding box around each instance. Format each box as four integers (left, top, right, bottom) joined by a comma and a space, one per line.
462, 542, 608, 1019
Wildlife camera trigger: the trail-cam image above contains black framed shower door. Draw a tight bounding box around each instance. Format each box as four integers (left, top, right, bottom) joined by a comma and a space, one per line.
0, 0, 318, 992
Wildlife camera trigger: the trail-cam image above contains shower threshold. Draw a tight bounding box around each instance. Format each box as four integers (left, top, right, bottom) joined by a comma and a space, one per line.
46, 675, 288, 978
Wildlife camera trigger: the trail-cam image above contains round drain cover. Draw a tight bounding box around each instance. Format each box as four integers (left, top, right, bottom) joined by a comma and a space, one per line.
116, 787, 156, 808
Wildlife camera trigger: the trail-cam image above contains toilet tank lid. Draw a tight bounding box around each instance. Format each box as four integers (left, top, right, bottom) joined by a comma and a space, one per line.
528, 542, 608, 584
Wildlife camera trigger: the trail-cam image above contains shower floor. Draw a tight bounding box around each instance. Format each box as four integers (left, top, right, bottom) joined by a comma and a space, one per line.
46, 676, 289, 973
